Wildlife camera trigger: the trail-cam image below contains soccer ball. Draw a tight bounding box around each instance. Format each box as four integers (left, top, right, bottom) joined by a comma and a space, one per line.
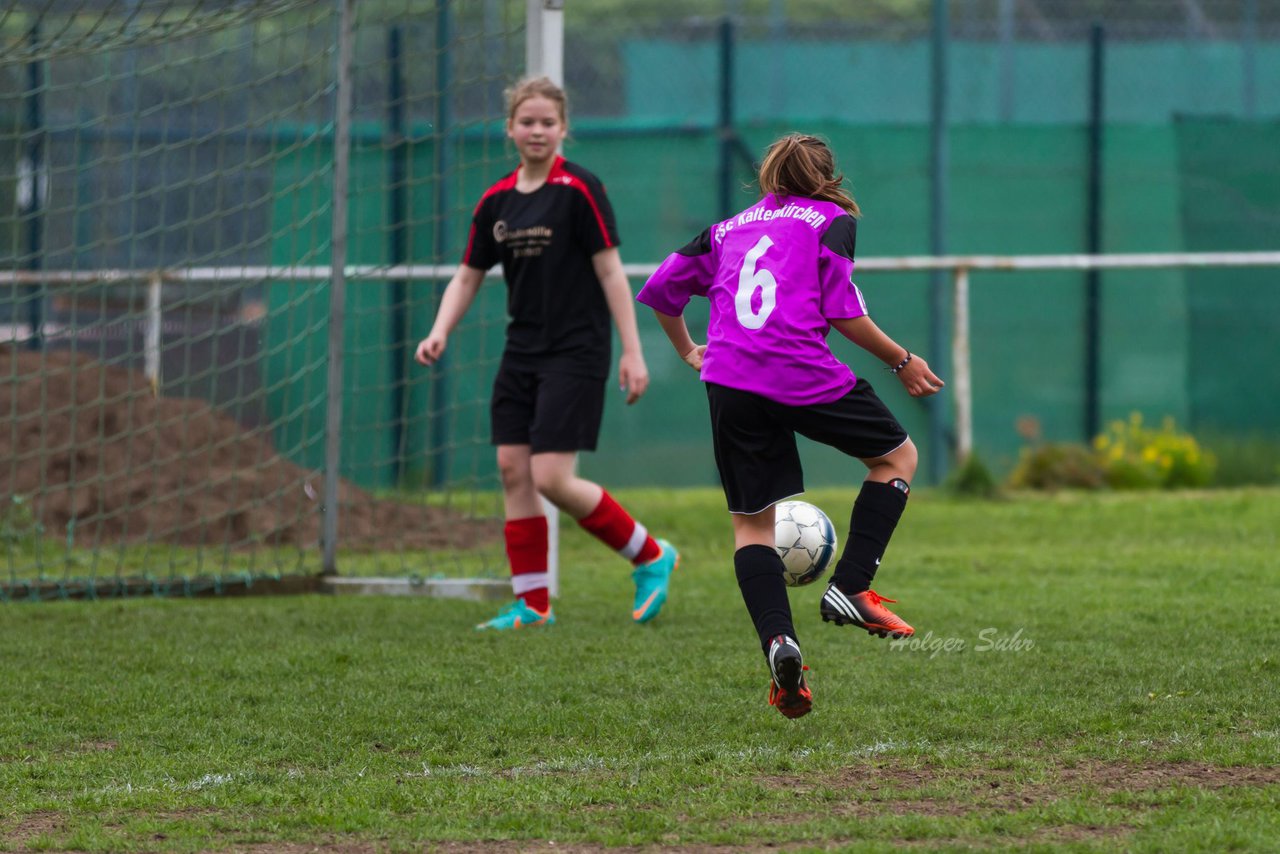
774, 500, 838, 587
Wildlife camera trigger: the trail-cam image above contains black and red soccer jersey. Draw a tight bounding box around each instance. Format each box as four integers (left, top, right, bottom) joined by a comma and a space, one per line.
464, 156, 620, 379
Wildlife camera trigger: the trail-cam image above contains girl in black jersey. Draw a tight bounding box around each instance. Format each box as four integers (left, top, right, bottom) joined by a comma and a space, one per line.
416, 77, 677, 631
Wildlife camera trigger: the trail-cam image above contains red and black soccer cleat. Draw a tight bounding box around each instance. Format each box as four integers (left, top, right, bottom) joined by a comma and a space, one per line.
820, 586, 915, 639
766, 635, 812, 719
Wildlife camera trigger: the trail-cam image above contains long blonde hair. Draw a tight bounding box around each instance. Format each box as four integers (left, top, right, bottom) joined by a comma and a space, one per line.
758, 134, 861, 217
503, 76, 568, 125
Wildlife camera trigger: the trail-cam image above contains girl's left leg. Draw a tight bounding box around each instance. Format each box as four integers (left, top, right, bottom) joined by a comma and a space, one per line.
820, 438, 918, 639
531, 451, 678, 623
733, 509, 811, 719
831, 438, 918, 595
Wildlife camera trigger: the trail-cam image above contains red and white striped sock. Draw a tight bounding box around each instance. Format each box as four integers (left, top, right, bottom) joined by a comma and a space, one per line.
505, 515, 549, 613
577, 490, 661, 566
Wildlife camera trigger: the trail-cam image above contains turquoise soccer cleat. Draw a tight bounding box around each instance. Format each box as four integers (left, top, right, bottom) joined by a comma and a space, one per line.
631, 539, 678, 623
474, 599, 555, 631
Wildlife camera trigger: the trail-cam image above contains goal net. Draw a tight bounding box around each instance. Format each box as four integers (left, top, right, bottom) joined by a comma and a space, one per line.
1, 0, 524, 600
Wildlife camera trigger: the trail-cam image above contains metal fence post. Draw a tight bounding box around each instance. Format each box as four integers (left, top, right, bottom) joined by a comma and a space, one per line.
951, 266, 972, 463
1084, 23, 1105, 442
21, 24, 46, 350
430, 3, 454, 490
929, 0, 951, 484
323, 0, 355, 576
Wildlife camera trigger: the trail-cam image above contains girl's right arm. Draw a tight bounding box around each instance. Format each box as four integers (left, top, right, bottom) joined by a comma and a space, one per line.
652, 310, 706, 372
636, 228, 717, 372
414, 265, 488, 366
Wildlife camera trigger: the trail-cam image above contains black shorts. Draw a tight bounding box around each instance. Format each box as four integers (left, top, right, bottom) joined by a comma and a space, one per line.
706, 378, 909, 514
491, 365, 606, 453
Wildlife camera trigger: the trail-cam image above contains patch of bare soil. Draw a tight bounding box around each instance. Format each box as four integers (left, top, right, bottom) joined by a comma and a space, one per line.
3, 811, 64, 844
205, 846, 879, 854
759, 758, 1280, 819
0, 346, 498, 552
8, 762, 1275, 853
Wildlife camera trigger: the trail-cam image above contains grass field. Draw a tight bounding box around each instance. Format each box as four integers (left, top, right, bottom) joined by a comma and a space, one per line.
2, 487, 1279, 852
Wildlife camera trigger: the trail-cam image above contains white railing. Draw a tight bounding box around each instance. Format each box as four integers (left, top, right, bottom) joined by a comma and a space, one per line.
7, 250, 1280, 463
849, 251, 1280, 459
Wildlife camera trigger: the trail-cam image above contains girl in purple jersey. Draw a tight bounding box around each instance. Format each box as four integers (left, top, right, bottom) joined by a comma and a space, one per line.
416, 77, 677, 632
637, 134, 943, 718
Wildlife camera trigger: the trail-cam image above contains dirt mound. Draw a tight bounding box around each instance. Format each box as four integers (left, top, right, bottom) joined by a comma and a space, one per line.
0, 345, 497, 552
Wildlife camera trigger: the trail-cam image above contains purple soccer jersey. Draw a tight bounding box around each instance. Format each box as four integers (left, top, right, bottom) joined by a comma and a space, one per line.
638, 194, 867, 406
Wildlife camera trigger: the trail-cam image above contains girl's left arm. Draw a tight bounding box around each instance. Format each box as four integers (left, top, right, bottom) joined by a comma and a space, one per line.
593, 247, 649, 405
831, 314, 944, 398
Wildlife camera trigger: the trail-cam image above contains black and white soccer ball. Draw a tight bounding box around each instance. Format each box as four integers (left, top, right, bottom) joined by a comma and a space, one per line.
774, 500, 838, 587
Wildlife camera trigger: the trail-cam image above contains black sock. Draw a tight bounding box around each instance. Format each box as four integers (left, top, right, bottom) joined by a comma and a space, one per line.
831, 478, 909, 595
734, 544, 797, 655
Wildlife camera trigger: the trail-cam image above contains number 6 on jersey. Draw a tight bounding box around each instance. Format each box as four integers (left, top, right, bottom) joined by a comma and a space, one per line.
735, 235, 777, 330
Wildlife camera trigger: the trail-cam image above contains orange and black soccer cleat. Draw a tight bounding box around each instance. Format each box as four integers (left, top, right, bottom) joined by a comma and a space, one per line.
820, 586, 915, 639
766, 635, 812, 719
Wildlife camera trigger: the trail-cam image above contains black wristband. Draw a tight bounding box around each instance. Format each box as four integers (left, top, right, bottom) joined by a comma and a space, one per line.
888, 353, 913, 374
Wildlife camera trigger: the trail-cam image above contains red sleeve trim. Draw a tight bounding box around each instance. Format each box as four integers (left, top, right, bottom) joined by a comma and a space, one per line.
550, 158, 617, 249
462, 222, 480, 266
463, 169, 519, 263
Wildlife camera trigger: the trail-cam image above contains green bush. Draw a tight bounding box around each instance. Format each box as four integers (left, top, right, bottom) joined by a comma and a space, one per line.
1008, 443, 1107, 491
1007, 413, 1216, 492
945, 452, 1001, 498
1199, 432, 1280, 486
1093, 413, 1215, 489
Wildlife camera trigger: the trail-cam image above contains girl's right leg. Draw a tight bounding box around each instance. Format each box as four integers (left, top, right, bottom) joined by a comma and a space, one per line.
705, 383, 812, 718
474, 444, 554, 630
530, 451, 675, 623
732, 509, 796, 650
733, 509, 811, 719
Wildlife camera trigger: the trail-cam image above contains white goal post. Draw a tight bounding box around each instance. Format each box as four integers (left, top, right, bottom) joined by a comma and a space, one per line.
527, 0, 566, 595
